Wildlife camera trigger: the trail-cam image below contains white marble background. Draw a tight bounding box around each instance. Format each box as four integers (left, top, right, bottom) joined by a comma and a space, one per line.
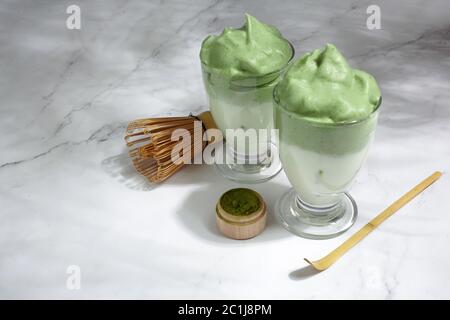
0, 0, 449, 299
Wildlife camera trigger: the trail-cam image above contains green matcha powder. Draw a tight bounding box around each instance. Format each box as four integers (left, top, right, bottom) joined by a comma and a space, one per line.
220, 188, 261, 216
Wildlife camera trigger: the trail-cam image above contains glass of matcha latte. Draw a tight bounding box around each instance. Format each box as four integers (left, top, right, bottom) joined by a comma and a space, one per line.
200, 14, 294, 183
274, 44, 381, 239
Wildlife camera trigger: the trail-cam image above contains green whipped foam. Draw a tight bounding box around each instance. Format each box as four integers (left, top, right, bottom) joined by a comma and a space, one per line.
276, 44, 381, 124
200, 14, 293, 79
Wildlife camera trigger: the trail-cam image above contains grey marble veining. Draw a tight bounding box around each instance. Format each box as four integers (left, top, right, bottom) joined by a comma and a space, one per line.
0, 0, 449, 299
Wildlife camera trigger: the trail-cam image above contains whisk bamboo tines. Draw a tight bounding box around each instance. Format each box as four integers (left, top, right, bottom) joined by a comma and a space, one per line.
125, 111, 218, 183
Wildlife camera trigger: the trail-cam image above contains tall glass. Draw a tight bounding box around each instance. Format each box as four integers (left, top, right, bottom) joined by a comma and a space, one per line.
200, 45, 294, 183
274, 85, 381, 239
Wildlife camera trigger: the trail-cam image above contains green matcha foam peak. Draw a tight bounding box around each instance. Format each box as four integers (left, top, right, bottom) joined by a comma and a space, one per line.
276, 44, 381, 123
200, 14, 293, 79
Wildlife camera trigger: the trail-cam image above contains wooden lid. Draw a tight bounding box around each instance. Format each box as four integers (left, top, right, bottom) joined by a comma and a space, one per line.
216, 189, 267, 240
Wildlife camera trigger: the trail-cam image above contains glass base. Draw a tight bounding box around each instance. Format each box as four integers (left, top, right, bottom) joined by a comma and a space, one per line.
276, 188, 357, 239
214, 142, 282, 184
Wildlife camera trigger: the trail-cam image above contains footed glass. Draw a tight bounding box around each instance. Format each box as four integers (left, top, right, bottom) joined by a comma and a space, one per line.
274, 86, 381, 239
200, 45, 294, 183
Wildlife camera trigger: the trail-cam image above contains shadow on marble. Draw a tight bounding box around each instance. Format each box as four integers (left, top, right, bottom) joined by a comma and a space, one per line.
173, 165, 293, 244
101, 151, 229, 191
101, 151, 157, 191
101, 151, 294, 243
288, 265, 321, 281
163, 163, 225, 185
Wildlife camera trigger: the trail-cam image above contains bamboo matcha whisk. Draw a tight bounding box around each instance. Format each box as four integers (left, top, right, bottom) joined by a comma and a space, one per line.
125, 111, 218, 183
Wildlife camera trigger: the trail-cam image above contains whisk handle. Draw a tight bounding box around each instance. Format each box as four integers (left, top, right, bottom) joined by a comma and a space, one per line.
197, 111, 218, 131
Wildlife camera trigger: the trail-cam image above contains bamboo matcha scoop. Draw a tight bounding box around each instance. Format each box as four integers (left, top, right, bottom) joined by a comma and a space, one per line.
305, 171, 442, 271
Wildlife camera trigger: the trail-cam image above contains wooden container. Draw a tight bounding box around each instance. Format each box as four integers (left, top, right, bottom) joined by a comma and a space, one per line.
216, 189, 267, 240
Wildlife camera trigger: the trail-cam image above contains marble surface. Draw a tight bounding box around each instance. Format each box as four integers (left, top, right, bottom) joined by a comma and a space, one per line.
1, 0, 449, 299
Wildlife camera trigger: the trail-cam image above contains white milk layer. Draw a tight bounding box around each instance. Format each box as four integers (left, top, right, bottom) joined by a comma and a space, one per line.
279, 140, 372, 207
209, 98, 273, 156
